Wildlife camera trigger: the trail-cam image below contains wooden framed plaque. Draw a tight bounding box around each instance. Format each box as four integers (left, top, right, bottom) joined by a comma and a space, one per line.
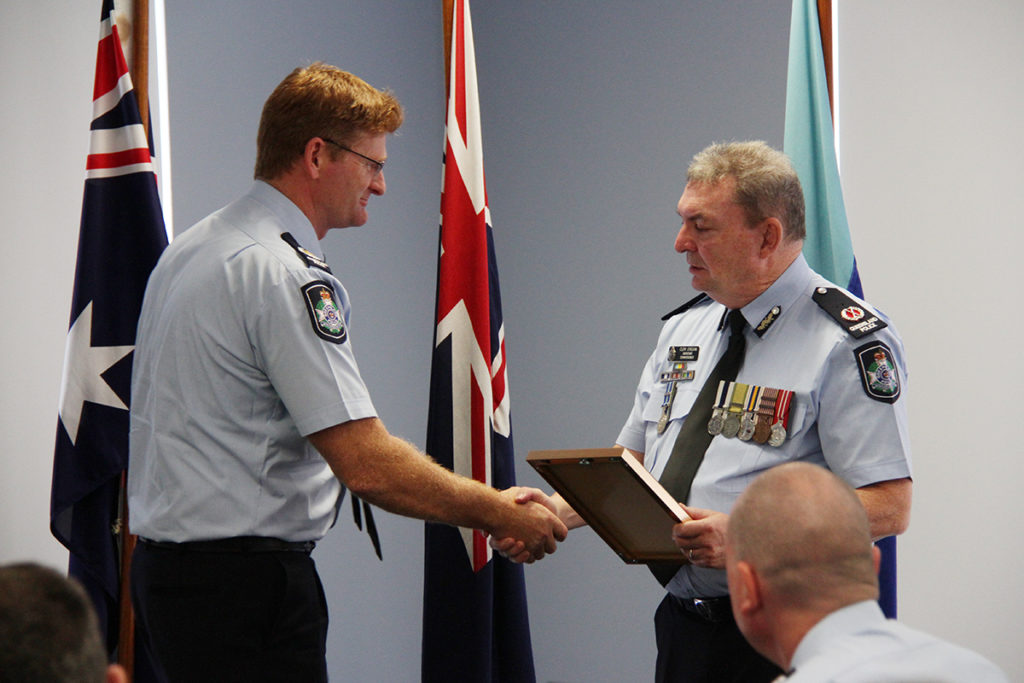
527, 448, 689, 564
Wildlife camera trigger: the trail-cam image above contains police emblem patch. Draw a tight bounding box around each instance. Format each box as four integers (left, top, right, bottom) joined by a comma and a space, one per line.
301, 280, 347, 344
841, 306, 865, 321
855, 341, 900, 403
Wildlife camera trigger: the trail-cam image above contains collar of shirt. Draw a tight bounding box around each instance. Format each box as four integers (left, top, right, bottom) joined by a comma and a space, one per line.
738, 253, 814, 337
248, 180, 325, 260
790, 600, 885, 672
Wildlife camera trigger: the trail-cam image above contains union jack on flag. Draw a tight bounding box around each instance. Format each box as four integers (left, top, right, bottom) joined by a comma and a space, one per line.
422, 1, 536, 680
50, 0, 167, 670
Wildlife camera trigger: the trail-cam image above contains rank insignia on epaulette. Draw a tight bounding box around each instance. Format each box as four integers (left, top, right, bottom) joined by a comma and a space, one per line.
301, 280, 347, 344
282, 232, 332, 273
812, 287, 887, 338
855, 341, 901, 403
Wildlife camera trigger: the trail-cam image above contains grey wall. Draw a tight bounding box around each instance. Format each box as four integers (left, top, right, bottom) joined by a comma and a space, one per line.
4, 0, 1020, 681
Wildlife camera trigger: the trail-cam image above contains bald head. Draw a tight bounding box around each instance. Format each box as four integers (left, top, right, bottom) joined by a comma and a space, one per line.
728, 463, 878, 609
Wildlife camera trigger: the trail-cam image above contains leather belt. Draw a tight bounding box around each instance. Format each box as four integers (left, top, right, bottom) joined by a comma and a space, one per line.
671, 594, 733, 623
139, 536, 316, 553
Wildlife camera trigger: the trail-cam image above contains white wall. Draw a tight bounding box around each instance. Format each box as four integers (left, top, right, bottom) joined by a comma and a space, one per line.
0, 0, 95, 569
839, 0, 1024, 670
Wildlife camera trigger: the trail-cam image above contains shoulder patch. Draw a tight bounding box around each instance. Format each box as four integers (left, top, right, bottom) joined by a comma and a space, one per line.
301, 281, 347, 344
812, 287, 887, 338
661, 293, 710, 321
855, 341, 901, 403
282, 232, 332, 273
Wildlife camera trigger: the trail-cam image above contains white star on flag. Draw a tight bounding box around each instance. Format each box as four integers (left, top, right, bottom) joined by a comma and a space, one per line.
58, 300, 134, 445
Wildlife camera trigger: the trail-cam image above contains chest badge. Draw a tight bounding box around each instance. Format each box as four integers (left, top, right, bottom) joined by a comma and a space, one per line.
656, 346, 699, 434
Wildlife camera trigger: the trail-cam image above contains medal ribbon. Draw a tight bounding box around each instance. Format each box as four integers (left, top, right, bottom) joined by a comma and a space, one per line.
773, 388, 793, 431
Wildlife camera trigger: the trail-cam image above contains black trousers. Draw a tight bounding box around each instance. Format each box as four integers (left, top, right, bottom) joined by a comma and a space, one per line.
131, 540, 329, 683
654, 594, 782, 683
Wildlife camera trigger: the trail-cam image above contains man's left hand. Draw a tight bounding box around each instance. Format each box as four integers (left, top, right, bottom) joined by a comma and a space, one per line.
672, 505, 729, 568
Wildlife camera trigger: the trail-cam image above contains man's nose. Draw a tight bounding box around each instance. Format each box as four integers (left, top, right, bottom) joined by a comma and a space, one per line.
370, 171, 386, 195
674, 224, 693, 253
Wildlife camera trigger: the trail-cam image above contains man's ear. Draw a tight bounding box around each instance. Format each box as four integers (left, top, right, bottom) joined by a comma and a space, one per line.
734, 560, 763, 615
759, 217, 783, 255
304, 137, 327, 177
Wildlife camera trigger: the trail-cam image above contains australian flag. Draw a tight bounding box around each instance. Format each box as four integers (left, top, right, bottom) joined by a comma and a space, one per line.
422, 1, 536, 681
50, 0, 167, 665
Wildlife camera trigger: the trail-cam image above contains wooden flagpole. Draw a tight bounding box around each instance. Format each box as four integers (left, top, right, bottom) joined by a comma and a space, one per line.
816, 0, 834, 118
443, 0, 454, 101
131, 0, 150, 136
116, 1, 149, 676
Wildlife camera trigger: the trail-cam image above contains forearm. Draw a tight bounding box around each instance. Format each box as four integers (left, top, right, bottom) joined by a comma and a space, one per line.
549, 492, 586, 530
855, 477, 913, 540
309, 418, 513, 535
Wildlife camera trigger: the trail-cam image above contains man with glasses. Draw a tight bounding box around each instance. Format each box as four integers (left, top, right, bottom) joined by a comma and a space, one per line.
128, 63, 566, 682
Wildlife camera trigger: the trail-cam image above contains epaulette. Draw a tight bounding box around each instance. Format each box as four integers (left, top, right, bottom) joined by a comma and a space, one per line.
281, 232, 332, 273
661, 293, 710, 321
812, 286, 887, 338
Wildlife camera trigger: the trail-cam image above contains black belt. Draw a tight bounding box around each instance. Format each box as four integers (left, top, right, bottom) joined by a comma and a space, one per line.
139, 536, 316, 553
671, 594, 733, 623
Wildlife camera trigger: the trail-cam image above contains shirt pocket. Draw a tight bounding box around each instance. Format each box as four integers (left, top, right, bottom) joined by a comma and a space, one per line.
641, 381, 703, 427
717, 392, 814, 494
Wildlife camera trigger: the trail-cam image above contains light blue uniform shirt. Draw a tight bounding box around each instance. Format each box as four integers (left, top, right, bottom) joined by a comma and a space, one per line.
616, 254, 912, 597
788, 600, 1007, 682
128, 181, 377, 542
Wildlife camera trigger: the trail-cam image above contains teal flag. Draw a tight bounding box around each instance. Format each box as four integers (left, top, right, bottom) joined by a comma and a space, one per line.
783, 0, 896, 618
784, 0, 859, 293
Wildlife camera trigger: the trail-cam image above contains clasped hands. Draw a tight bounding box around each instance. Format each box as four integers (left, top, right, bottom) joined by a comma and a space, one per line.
489, 487, 568, 563
490, 489, 731, 569
488, 487, 567, 563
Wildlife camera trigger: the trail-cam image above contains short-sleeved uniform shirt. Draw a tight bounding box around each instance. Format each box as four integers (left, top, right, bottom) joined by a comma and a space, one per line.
616, 254, 913, 598
788, 601, 1008, 682
128, 181, 377, 542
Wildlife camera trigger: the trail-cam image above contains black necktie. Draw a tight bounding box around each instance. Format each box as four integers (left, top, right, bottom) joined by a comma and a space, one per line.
650, 309, 747, 585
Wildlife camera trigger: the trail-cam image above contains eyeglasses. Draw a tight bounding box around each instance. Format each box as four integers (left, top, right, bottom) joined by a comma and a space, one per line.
320, 137, 385, 177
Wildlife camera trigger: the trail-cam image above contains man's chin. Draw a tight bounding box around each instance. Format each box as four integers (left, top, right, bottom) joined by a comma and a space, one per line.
690, 274, 710, 293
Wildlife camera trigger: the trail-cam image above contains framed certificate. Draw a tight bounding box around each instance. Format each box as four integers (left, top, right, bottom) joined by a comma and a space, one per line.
527, 448, 690, 564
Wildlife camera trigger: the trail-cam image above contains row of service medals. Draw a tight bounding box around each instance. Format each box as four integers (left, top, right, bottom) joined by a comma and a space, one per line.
655, 346, 794, 447
707, 381, 792, 446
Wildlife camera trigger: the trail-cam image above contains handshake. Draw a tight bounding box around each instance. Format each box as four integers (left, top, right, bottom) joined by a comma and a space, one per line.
488, 485, 723, 569
487, 487, 575, 564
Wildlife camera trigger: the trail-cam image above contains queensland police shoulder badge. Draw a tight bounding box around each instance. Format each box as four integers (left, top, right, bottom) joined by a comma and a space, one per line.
301, 280, 347, 344
855, 341, 900, 403
813, 287, 887, 338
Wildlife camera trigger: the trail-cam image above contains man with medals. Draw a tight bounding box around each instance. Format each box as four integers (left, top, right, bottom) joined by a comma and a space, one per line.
493, 141, 913, 683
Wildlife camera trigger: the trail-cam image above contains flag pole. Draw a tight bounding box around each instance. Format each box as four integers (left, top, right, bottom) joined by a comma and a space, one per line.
816, 0, 834, 118
116, 2, 149, 676
131, 0, 150, 136
442, 0, 454, 101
